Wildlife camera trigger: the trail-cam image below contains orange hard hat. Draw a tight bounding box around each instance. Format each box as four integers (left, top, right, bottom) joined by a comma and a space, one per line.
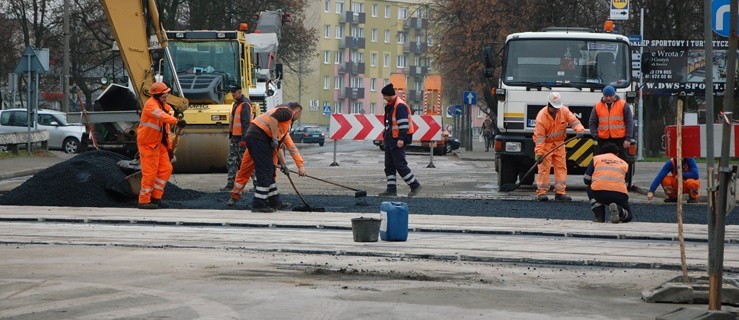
150, 81, 171, 95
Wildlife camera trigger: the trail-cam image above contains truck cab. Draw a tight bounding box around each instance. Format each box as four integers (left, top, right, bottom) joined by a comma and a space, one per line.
490, 28, 636, 188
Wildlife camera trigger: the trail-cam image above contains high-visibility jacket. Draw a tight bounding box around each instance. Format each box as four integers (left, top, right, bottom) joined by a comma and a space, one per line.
229, 97, 251, 138
137, 97, 179, 148
250, 106, 304, 168
590, 153, 628, 194
594, 99, 627, 139
386, 97, 415, 138
532, 106, 584, 155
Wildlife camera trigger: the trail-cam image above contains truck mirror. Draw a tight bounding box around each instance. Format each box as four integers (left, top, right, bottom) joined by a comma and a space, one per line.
483, 46, 495, 78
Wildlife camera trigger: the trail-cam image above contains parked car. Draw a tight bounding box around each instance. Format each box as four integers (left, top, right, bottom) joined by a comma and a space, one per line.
289, 125, 325, 146
373, 131, 461, 155
0, 108, 85, 153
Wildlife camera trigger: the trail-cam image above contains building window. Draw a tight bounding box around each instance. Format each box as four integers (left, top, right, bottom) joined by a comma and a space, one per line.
370, 102, 376, 114
336, 1, 344, 14
324, 0, 330, 12
397, 55, 406, 68
427, 36, 434, 47
384, 30, 389, 43
334, 101, 342, 114
383, 78, 390, 86
350, 51, 364, 63
351, 2, 364, 13
384, 5, 390, 18
335, 76, 344, 90
372, 4, 377, 17
397, 32, 404, 44
324, 50, 330, 64
350, 77, 362, 88
324, 76, 330, 89
335, 26, 343, 39
371, 29, 377, 42
351, 102, 363, 114
371, 53, 377, 67
383, 54, 390, 67
398, 7, 408, 20
477, 108, 484, 118
324, 25, 330, 38
370, 78, 376, 91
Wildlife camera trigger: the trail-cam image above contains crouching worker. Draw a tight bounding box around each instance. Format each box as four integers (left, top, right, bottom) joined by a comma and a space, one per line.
647, 157, 700, 203
584, 142, 632, 223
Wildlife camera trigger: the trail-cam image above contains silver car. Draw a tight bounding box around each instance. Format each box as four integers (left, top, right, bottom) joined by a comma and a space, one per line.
0, 108, 86, 153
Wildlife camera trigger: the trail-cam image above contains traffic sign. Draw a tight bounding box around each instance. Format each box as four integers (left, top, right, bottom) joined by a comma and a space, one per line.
609, 0, 629, 20
627, 34, 642, 46
322, 105, 331, 116
463, 92, 477, 105
713, 0, 734, 38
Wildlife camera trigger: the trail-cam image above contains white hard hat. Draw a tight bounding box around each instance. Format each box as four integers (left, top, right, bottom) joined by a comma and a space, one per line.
547, 92, 563, 109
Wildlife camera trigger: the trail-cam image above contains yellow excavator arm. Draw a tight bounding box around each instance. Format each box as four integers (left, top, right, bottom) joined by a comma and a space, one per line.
100, 0, 188, 113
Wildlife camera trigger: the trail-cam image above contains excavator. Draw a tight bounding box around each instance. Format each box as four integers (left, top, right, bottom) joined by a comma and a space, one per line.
79, 0, 286, 173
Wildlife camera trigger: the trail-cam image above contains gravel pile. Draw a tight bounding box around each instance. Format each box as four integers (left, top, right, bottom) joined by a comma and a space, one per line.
0, 150, 203, 207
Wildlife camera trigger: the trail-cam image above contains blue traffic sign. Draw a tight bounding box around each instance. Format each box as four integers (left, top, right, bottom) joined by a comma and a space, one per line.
627, 34, 642, 46
322, 105, 331, 115
446, 105, 462, 117
463, 91, 477, 105
713, 0, 734, 38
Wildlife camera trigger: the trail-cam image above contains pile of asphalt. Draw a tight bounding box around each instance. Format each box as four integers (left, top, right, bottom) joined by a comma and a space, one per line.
0, 150, 203, 207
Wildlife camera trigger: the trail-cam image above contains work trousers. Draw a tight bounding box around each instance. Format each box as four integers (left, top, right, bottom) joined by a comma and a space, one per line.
225, 138, 246, 188
231, 148, 280, 201
662, 176, 700, 200
536, 145, 567, 196
383, 142, 420, 192
586, 188, 633, 222
245, 136, 280, 209
138, 142, 172, 204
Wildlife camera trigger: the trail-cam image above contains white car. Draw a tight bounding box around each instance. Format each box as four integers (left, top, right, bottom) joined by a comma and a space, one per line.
0, 108, 86, 153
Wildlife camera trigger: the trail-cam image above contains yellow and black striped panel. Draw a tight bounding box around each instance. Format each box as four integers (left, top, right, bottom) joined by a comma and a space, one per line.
566, 138, 594, 168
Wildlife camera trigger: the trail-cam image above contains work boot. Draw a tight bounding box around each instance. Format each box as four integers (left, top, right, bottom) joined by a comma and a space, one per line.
554, 194, 572, 201
408, 185, 422, 197
271, 202, 293, 211
251, 206, 275, 213
151, 198, 169, 209
537, 194, 548, 202
138, 202, 158, 210
609, 203, 622, 224
593, 211, 605, 223
664, 197, 677, 203
227, 197, 238, 207
378, 190, 397, 197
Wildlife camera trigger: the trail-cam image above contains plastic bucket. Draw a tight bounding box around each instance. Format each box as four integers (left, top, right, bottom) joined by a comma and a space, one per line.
351, 217, 381, 242
380, 201, 409, 241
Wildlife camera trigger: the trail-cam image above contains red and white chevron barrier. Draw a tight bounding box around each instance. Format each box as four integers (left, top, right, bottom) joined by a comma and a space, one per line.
329, 114, 442, 141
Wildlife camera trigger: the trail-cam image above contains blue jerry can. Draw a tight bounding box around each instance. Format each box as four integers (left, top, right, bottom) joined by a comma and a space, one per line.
380, 201, 408, 241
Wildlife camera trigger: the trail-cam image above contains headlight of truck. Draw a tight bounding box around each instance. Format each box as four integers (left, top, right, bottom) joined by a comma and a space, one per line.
505, 142, 522, 153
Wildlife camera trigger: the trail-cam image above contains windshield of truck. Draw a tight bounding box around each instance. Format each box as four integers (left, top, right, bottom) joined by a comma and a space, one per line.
502, 38, 630, 88
164, 40, 241, 89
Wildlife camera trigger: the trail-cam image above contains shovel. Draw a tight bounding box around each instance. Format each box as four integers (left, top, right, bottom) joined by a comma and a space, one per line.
277, 150, 325, 212
499, 136, 579, 192
125, 126, 184, 196
289, 170, 368, 205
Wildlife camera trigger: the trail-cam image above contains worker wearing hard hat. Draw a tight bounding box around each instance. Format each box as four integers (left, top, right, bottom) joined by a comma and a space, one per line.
589, 85, 634, 158
533, 92, 586, 201
137, 81, 187, 209
222, 85, 253, 192
584, 142, 633, 223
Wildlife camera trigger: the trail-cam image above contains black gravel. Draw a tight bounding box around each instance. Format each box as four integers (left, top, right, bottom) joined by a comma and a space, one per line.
1, 150, 737, 225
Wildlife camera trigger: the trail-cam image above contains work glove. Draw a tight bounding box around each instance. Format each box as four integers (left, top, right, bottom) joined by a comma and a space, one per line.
280, 164, 289, 176
176, 119, 187, 128
271, 138, 279, 149
575, 131, 585, 139
239, 140, 246, 148
535, 154, 544, 164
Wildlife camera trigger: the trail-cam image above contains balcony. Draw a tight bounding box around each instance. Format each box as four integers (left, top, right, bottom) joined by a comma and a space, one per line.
341, 61, 365, 74
403, 17, 427, 29
344, 87, 365, 100
409, 42, 428, 53
408, 66, 428, 77
340, 11, 366, 24
344, 36, 366, 49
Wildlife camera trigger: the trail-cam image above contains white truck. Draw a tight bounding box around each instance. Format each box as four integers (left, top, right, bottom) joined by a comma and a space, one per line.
483, 27, 638, 188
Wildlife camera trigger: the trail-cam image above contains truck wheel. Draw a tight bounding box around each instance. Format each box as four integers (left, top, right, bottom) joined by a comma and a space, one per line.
497, 156, 519, 188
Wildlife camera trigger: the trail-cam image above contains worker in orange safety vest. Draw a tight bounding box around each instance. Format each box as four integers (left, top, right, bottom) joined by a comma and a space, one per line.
137, 81, 187, 209
533, 92, 586, 202
647, 157, 700, 203
588, 85, 634, 159
583, 142, 632, 223
222, 84, 252, 191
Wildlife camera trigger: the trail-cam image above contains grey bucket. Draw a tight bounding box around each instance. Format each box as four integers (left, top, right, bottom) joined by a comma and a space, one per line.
351, 217, 381, 242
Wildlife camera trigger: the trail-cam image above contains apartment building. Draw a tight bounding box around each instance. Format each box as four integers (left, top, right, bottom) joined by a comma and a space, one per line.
283, 0, 433, 126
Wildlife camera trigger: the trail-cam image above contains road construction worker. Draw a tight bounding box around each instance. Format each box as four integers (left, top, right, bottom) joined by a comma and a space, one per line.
647, 157, 700, 203
584, 142, 632, 223
588, 85, 634, 159
533, 92, 586, 201
222, 85, 252, 191
137, 81, 186, 209
378, 83, 422, 197
227, 126, 305, 207
244, 102, 306, 212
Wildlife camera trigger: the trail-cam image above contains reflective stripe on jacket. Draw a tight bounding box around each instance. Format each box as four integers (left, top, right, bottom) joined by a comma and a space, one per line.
532, 105, 584, 155
590, 153, 628, 194
387, 97, 415, 138
137, 97, 179, 147
229, 100, 250, 137
595, 99, 626, 139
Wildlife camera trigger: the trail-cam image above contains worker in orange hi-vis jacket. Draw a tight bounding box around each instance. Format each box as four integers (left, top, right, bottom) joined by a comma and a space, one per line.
533, 92, 586, 202
137, 81, 187, 209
